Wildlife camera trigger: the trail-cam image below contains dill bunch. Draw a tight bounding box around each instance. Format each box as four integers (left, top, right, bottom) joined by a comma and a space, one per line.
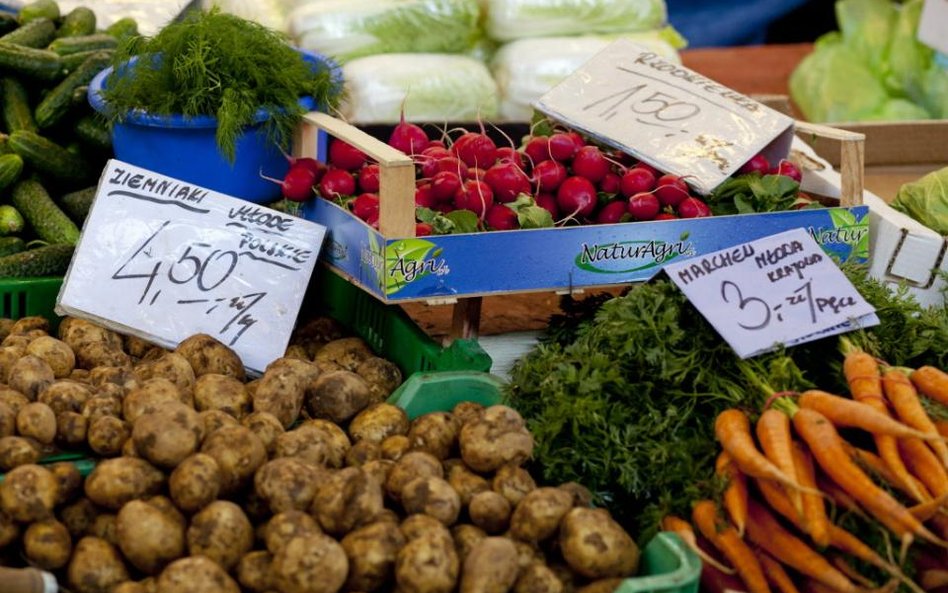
100, 7, 342, 163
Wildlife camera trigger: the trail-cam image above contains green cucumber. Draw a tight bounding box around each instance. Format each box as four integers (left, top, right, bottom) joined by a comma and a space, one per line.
105, 17, 138, 42
0, 153, 24, 190
73, 115, 111, 151
60, 47, 113, 75
48, 33, 117, 57
35, 50, 112, 129
0, 243, 74, 277
0, 236, 25, 258
18, 0, 60, 25
0, 77, 37, 133
9, 130, 88, 182
0, 41, 63, 82
0, 14, 17, 37
0, 17, 56, 48
0, 205, 23, 235
11, 179, 79, 245
59, 185, 96, 223
56, 7, 96, 38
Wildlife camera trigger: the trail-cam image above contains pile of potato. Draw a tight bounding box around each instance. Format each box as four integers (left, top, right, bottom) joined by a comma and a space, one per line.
0, 315, 640, 593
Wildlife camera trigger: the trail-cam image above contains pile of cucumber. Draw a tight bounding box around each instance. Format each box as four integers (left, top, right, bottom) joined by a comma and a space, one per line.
0, 0, 137, 277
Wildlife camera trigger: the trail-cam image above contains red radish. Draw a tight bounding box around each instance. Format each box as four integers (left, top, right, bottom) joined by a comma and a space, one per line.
535, 193, 559, 219
430, 171, 463, 203
677, 197, 712, 218
367, 211, 380, 229
548, 132, 579, 162
608, 149, 634, 167
495, 146, 524, 169
288, 157, 325, 182
775, 159, 802, 182
351, 193, 380, 221
434, 202, 454, 214
619, 167, 657, 197
451, 132, 497, 168
571, 146, 610, 183
454, 179, 494, 218
595, 200, 629, 224
415, 222, 433, 236
633, 161, 659, 176
523, 136, 551, 166
628, 192, 660, 221
566, 131, 585, 151
486, 204, 520, 230
484, 162, 532, 203
599, 172, 621, 194
417, 146, 451, 177
329, 139, 366, 171
275, 165, 316, 202
388, 116, 429, 155
654, 174, 690, 207
467, 167, 487, 181
435, 156, 469, 179
739, 153, 770, 175
655, 212, 678, 220
415, 184, 436, 208
532, 159, 568, 193
318, 168, 356, 199
427, 139, 446, 150
357, 164, 380, 193
556, 176, 597, 218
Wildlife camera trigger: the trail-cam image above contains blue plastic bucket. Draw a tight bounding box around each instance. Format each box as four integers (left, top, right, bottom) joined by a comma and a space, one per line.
87, 50, 341, 204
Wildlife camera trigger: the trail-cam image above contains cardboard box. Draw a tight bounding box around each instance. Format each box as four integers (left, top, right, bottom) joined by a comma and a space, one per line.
297, 113, 870, 304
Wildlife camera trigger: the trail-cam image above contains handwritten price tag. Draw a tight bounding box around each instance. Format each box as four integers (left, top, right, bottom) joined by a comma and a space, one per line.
534, 38, 795, 195
664, 228, 879, 358
56, 160, 327, 374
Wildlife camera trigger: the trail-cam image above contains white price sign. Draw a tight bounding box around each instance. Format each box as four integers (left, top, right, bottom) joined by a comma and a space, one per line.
664, 228, 879, 359
534, 38, 796, 195
56, 160, 327, 374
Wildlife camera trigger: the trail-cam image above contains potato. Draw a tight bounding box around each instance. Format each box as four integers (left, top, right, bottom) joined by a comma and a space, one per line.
254, 457, 320, 513
241, 411, 284, 455
59, 318, 123, 351
341, 520, 406, 592
60, 497, 98, 537
284, 343, 309, 360
112, 582, 149, 593
0, 435, 40, 470
272, 532, 349, 593
88, 415, 131, 457
88, 365, 136, 389
492, 465, 537, 507
459, 405, 534, 473
294, 316, 346, 345
575, 579, 624, 593
447, 462, 490, 506
53, 411, 85, 448
453, 401, 486, 426
122, 438, 140, 458
49, 461, 83, 504
82, 395, 123, 424
84, 457, 165, 510
362, 458, 395, 488
304, 419, 352, 466
396, 530, 460, 593
400, 514, 451, 543
401, 476, 461, 526
0, 510, 19, 547
349, 402, 410, 444
76, 342, 132, 370
175, 333, 245, 381
11, 315, 49, 335
199, 409, 239, 436
23, 518, 72, 569
510, 488, 574, 542
156, 555, 240, 593
26, 336, 75, 378
306, 370, 373, 424
67, 536, 130, 593
380, 434, 411, 461
355, 356, 403, 401
166, 453, 220, 513
0, 463, 58, 521
265, 510, 321, 555
133, 401, 202, 468
515, 563, 564, 593
15, 401, 55, 444
117, 500, 186, 574
314, 359, 345, 375
266, 356, 321, 383
459, 536, 521, 593
314, 336, 374, 369
558, 483, 593, 509
238, 550, 274, 593
194, 373, 250, 418
88, 513, 118, 546
124, 333, 157, 359
409, 412, 461, 460
252, 365, 306, 428
0, 346, 23, 382
312, 466, 385, 536
558, 508, 639, 579
0, 400, 13, 437
69, 368, 91, 383
0, 387, 28, 414
385, 451, 444, 501
146, 495, 187, 530
274, 423, 345, 468
39, 380, 92, 414
347, 439, 382, 466
123, 378, 186, 424
0, 317, 15, 340
200, 424, 266, 494
187, 500, 254, 571
8, 354, 55, 400
469, 491, 512, 535
452, 524, 487, 563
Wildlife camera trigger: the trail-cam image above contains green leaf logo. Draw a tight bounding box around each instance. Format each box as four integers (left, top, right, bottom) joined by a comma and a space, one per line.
829, 209, 857, 229
385, 238, 440, 295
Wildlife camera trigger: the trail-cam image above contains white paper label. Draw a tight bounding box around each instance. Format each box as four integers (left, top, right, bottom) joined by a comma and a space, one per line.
57, 160, 327, 375
918, 0, 948, 55
534, 38, 796, 195
664, 228, 879, 359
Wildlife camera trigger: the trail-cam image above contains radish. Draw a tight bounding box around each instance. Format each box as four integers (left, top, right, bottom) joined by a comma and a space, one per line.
619, 167, 657, 198
415, 222, 434, 236
775, 159, 802, 182
677, 197, 712, 218
357, 164, 380, 193
329, 139, 366, 171
571, 146, 610, 183
486, 204, 520, 231
417, 146, 451, 177
318, 168, 356, 199
654, 174, 689, 207
351, 193, 380, 221
523, 136, 550, 167
535, 193, 559, 219
532, 159, 567, 193
430, 170, 463, 203
566, 131, 585, 151
388, 116, 429, 155
628, 192, 660, 221
273, 165, 317, 202
495, 146, 524, 169
556, 176, 597, 219
287, 157, 325, 182
454, 179, 494, 218
415, 184, 436, 208
599, 172, 621, 194
367, 211, 380, 229
435, 156, 469, 179
548, 132, 579, 162
739, 153, 770, 175
451, 132, 497, 168
484, 162, 532, 203
655, 212, 678, 220
467, 167, 487, 181
595, 200, 629, 224
427, 139, 446, 150
633, 161, 659, 176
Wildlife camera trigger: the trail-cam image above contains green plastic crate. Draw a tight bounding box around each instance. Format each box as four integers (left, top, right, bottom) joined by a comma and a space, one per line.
617, 532, 701, 593
0, 276, 64, 331
388, 370, 506, 419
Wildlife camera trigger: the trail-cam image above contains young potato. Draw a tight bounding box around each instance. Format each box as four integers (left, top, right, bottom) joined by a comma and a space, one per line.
293, 316, 346, 345
84, 457, 166, 510
305, 370, 373, 424
241, 411, 284, 455
155, 555, 240, 593
384, 451, 444, 502
175, 333, 246, 381
254, 457, 320, 513
58, 317, 123, 352
200, 424, 266, 494
199, 409, 239, 436
117, 499, 186, 574
26, 335, 76, 378
67, 536, 130, 593
10, 315, 49, 335
492, 465, 537, 507
347, 439, 382, 466
0, 435, 40, 470
509, 488, 575, 542
452, 524, 488, 563
271, 532, 349, 593
194, 373, 251, 418
515, 563, 565, 593
135, 352, 196, 399
341, 520, 406, 592
48, 461, 83, 504
238, 550, 274, 593
0, 334, 29, 352
0, 400, 13, 437
123, 377, 186, 423
361, 458, 395, 488
266, 356, 321, 385
0, 317, 15, 340
380, 434, 411, 461
124, 334, 157, 359
132, 401, 202, 468
15, 401, 56, 444
408, 412, 461, 460
75, 341, 132, 370
0, 510, 18, 547
401, 476, 461, 526
452, 401, 486, 427
59, 497, 98, 538
273, 423, 345, 468
82, 395, 123, 424
187, 500, 254, 571
39, 380, 92, 415
460, 405, 534, 473
284, 343, 310, 360
349, 402, 410, 444
400, 514, 452, 543
24, 518, 72, 569
0, 387, 29, 414
460, 536, 521, 593
88, 365, 136, 389
312, 466, 385, 536
558, 508, 639, 579
356, 356, 403, 402
314, 336, 374, 371
468, 491, 512, 535
111, 581, 150, 593
575, 580, 624, 593
88, 415, 131, 457
88, 513, 119, 546
252, 365, 306, 428
8, 354, 55, 400
265, 510, 322, 556
447, 462, 490, 506
69, 368, 91, 383
0, 463, 58, 521
396, 530, 460, 593
304, 419, 352, 466
169, 453, 221, 513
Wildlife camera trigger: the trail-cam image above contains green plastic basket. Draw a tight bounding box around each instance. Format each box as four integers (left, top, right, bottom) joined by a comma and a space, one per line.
388, 370, 506, 419
0, 276, 64, 331
617, 532, 702, 593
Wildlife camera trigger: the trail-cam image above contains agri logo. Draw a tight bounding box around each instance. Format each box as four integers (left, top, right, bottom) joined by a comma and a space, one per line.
807, 209, 869, 263
385, 238, 448, 295
575, 237, 695, 274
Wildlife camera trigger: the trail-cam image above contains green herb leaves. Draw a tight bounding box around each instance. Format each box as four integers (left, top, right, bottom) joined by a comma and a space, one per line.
709, 173, 815, 215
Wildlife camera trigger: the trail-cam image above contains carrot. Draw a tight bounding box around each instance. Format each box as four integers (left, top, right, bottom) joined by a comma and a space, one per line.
791, 408, 948, 547
910, 365, 948, 408
757, 409, 804, 516
744, 497, 857, 593
937, 420, 948, 439
756, 547, 802, 593
660, 514, 735, 575
899, 437, 948, 498
845, 444, 932, 500
692, 499, 771, 593
816, 473, 870, 520
791, 441, 830, 548
798, 390, 943, 442
908, 491, 948, 522
831, 556, 876, 588
884, 369, 948, 472
920, 570, 948, 591
716, 451, 748, 537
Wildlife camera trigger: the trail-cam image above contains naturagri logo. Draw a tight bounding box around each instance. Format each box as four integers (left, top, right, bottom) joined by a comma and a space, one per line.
575, 237, 695, 274
385, 239, 448, 295
807, 209, 869, 263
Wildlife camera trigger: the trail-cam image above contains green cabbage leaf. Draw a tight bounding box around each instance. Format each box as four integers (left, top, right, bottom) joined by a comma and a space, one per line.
485, 0, 667, 42
891, 167, 948, 235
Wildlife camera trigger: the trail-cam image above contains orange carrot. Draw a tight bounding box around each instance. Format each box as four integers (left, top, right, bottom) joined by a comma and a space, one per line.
798, 390, 943, 442
756, 477, 805, 528
661, 514, 735, 575
791, 441, 830, 548
692, 499, 771, 593
756, 547, 802, 593
920, 569, 948, 590
745, 498, 857, 593
937, 420, 948, 439
883, 368, 948, 470
716, 450, 748, 537
757, 409, 804, 516
816, 473, 869, 520
899, 437, 948, 498
830, 556, 876, 588
908, 491, 948, 522
791, 408, 947, 547
844, 444, 932, 501
910, 366, 948, 408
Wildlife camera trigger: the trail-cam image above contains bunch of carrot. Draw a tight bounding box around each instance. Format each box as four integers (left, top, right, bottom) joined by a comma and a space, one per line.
662, 340, 948, 593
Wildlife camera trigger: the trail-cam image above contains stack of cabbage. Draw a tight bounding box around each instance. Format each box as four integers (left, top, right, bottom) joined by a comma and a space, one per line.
281, 0, 684, 123
789, 0, 947, 122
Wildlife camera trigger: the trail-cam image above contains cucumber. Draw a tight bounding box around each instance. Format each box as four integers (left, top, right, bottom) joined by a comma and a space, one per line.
105, 17, 138, 42
0, 204, 23, 235
0, 134, 11, 154
0, 77, 37, 133
9, 130, 88, 182
56, 7, 96, 38
0, 237, 25, 258
0, 14, 17, 37
35, 50, 112, 129
60, 47, 113, 75
0, 17, 56, 48
0, 153, 24, 190
48, 33, 117, 57
59, 185, 96, 223
18, 0, 60, 25
0, 41, 63, 82
0, 243, 74, 277
73, 115, 111, 151
10, 179, 79, 245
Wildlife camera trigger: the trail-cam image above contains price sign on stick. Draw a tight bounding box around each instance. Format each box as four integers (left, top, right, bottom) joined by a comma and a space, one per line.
534, 38, 796, 195
664, 228, 879, 359
56, 160, 327, 374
